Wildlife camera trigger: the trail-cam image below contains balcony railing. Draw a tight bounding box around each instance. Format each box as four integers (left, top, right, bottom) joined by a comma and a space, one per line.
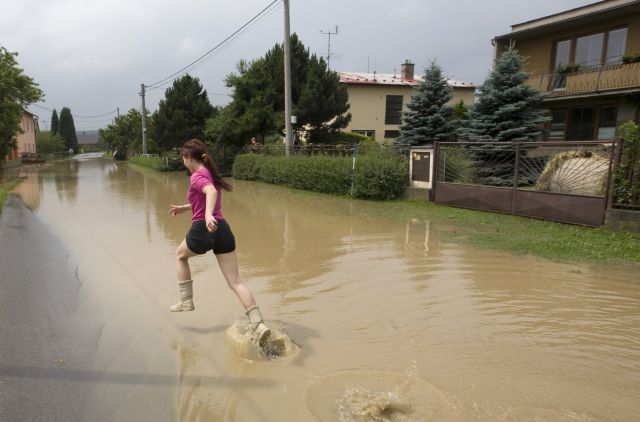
526, 61, 640, 97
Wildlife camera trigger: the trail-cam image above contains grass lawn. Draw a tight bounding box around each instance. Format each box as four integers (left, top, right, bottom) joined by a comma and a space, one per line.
0, 178, 24, 213
385, 199, 640, 266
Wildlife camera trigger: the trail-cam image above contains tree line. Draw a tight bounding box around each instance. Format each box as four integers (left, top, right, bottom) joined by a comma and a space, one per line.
37, 107, 80, 154
100, 34, 351, 159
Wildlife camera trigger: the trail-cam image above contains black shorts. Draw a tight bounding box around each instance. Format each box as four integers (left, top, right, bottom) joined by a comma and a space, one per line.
185, 219, 236, 255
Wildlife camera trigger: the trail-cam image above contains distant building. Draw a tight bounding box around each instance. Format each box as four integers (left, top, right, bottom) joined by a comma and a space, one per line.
77, 130, 100, 147
339, 60, 476, 143
5, 110, 38, 161
493, 0, 640, 140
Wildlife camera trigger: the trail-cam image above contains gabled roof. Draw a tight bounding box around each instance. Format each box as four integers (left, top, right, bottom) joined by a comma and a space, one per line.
339, 72, 476, 88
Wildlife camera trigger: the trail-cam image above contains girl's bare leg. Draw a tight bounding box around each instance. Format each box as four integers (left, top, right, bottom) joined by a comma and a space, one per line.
215, 251, 256, 310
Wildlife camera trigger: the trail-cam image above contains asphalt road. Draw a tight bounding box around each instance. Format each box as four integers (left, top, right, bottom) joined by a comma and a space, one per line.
0, 194, 102, 421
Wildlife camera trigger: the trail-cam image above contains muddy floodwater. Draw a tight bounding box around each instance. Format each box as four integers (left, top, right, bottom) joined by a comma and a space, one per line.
7, 155, 640, 421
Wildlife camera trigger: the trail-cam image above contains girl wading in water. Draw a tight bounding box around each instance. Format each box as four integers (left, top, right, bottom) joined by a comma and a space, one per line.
169, 138, 271, 347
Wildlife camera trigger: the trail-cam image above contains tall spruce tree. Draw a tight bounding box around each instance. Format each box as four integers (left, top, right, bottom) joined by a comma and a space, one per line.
462, 48, 548, 142
153, 74, 214, 151
58, 107, 78, 152
460, 48, 549, 186
395, 61, 454, 153
50, 109, 59, 135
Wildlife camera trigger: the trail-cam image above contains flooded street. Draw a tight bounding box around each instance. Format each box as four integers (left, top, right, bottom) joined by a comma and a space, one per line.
4, 155, 640, 421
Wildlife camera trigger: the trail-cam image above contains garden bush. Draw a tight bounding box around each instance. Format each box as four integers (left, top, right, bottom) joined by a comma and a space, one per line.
233, 148, 408, 200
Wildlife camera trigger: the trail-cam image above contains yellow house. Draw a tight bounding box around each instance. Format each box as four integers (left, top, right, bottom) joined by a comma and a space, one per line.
5, 110, 38, 161
339, 60, 476, 143
493, 0, 640, 141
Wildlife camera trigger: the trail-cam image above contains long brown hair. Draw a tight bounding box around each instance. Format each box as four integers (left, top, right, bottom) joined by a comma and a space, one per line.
181, 139, 232, 192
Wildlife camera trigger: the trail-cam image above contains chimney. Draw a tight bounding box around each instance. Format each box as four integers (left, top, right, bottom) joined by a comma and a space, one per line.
400, 59, 415, 81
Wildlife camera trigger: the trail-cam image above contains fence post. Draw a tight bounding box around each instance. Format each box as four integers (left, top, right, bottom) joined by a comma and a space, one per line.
350, 143, 357, 197
512, 143, 521, 213
606, 139, 623, 210
432, 142, 439, 202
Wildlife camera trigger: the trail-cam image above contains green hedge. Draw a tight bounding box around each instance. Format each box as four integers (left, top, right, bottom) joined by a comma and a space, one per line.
233, 149, 408, 199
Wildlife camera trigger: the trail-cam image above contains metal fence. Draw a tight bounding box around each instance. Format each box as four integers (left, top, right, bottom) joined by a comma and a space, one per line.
433, 141, 617, 226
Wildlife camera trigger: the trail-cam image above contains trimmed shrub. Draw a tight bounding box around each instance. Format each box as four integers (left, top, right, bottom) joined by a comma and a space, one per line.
352, 149, 409, 199
232, 154, 261, 180
233, 149, 408, 200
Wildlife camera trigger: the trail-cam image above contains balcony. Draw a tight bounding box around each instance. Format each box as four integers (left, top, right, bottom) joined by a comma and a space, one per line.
526, 61, 640, 98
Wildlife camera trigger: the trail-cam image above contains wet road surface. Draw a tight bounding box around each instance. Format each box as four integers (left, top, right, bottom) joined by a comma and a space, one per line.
1, 155, 639, 421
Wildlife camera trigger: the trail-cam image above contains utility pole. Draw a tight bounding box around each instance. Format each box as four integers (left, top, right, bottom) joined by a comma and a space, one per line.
117, 107, 120, 118
283, 0, 293, 156
321, 26, 338, 69
140, 83, 148, 155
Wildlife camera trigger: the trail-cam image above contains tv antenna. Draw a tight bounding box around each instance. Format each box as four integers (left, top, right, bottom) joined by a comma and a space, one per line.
320, 26, 339, 68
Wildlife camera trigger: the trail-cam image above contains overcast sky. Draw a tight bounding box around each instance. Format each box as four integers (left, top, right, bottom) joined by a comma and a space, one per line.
2, 0, 594, 131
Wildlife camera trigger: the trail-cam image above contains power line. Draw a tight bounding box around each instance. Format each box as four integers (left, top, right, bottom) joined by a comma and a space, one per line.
145, 1, 281, 92
74, 109, 118, 118
31, 103, 118, 118
145, 0, 280, 89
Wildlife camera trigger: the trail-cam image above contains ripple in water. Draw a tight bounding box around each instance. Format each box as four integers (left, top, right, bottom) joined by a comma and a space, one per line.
305, 370, 454, 421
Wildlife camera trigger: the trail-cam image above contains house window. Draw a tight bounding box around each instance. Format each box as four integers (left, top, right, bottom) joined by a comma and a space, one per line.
549, 110, 567, 140
567, 107, 596, 141
597, 107, 617, 139
385, 95, 403, 124
548, 106, 618, 141
575, 33, 604, 67
554, 39, 571, 68
352, 130, 375, 138
384, 130, 400, 139
606, 28, 627, 64
553, 27, 628, 70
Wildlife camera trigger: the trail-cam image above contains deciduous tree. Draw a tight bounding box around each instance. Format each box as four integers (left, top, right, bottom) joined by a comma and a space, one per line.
0, 46, 44, 160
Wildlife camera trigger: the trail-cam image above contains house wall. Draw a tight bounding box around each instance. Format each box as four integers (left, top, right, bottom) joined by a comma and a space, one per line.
16, 113, 37, 155
507, 12, 640, 75
5, 112, 37, 161
494, 9, 640, 140
344, 84, 475, 143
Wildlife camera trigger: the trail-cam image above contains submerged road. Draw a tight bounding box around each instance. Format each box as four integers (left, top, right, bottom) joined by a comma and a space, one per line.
0, 194, 101, 421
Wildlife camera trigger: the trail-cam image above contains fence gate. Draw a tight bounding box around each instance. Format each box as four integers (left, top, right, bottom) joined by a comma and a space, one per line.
432, 141, 617, 226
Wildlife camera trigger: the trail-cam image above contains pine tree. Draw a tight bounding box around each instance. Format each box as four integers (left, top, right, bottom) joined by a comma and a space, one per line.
153, 74, 214, 151
58, 107, 78, 153
206, 34, 351, 146
395, 61, 454, 153
50, 109, 59, 135
462, 48, 548, 142
460, 48, 549, 186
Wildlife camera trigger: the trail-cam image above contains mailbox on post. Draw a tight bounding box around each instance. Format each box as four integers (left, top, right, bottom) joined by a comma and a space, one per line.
409, 146, 434, 189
